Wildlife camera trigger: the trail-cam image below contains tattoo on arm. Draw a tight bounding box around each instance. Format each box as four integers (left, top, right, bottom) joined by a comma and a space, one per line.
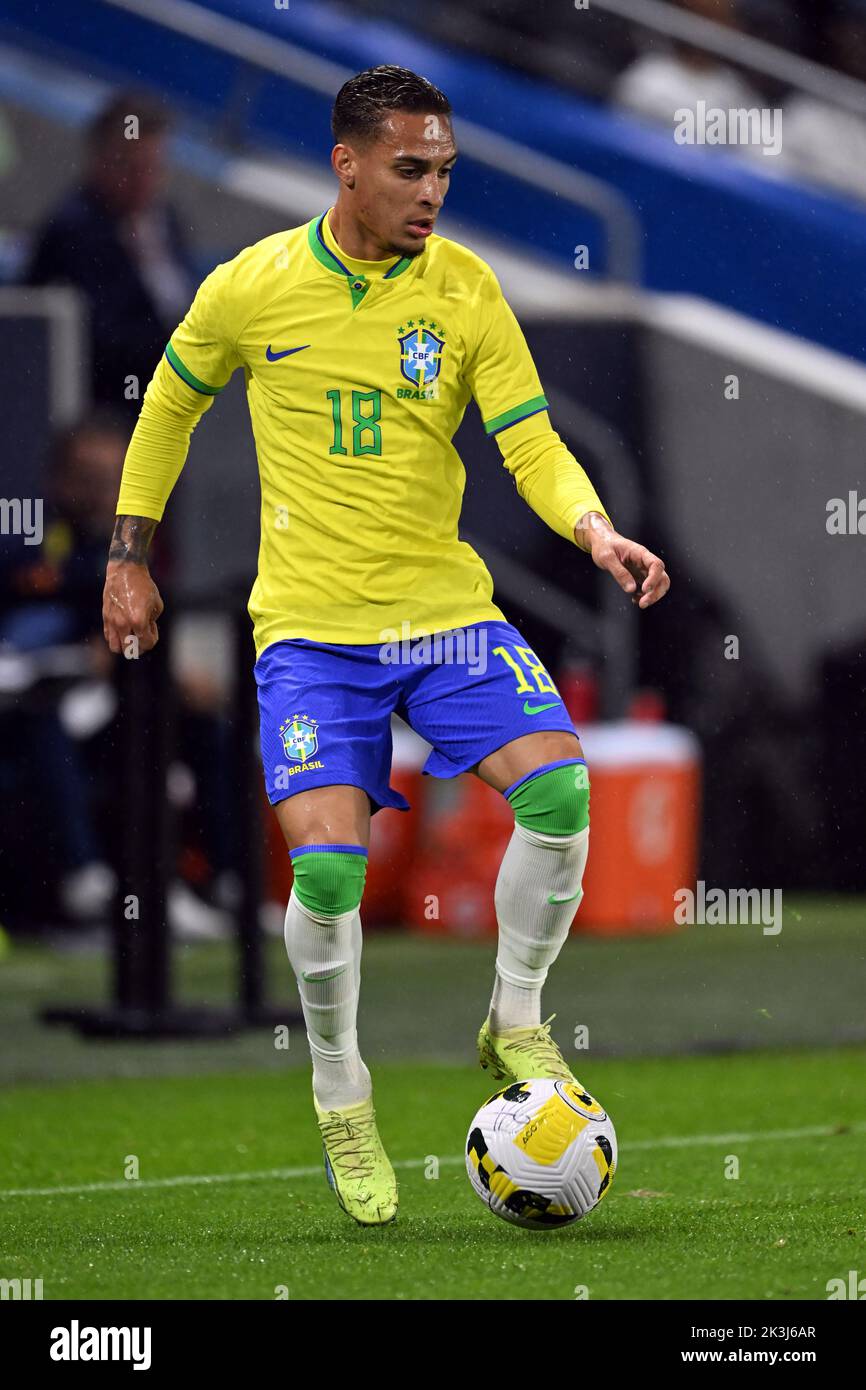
108, 515, 158, 564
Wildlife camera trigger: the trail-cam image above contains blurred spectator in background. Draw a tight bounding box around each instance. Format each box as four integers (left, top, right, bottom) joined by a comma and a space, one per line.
0, 408, 137, 924
0, 408, 134, 657
0, 411, 237, 937
779, 1, 866, 203
613, 0, 765, 130
23, 91, 194, 417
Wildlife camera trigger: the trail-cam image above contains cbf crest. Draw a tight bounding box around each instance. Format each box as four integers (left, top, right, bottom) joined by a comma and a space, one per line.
398, 316, 446, 388
279, 713, 319, 763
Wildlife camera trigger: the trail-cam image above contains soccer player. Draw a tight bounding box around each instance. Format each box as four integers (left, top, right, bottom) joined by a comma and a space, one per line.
103, 66, 670, 1226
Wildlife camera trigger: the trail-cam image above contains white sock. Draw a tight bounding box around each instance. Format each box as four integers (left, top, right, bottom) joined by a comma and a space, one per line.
283, 886, 371, 1110
490, 821, 590, 1032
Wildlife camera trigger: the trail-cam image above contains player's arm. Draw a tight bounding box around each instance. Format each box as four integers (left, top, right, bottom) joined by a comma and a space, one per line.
102, 258, 243, 655
103, 514, 163, 655
464, 267, 670, 610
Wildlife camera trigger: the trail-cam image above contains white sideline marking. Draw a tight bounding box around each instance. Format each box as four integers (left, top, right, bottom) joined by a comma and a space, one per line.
0, 1122, 862, 1199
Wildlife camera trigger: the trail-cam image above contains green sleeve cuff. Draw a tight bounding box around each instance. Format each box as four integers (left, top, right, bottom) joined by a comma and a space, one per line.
164, 342, 226, 396
484, 394, 548, 436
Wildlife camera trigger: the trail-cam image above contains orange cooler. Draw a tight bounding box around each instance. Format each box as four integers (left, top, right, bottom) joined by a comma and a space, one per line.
266, 718, 701, 937
405, 721, 701, 937
575, 722, 701, 933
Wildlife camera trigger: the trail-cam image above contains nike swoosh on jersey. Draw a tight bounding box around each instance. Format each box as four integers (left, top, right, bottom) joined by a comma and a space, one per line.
523, 699, 561, 715
266, 344, 311, 360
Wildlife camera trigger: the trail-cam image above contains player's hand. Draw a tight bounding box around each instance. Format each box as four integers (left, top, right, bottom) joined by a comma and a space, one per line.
102, 559, 164, 656
582, 521, 670, 609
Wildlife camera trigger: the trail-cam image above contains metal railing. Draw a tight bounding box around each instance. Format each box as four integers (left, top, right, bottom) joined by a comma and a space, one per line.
100, 0, 642, 280
592, 0, 866, 119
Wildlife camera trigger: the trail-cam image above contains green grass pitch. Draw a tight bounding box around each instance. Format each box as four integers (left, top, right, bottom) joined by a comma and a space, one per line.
2, 1050, 865, 1300
0, 899, 864, 1300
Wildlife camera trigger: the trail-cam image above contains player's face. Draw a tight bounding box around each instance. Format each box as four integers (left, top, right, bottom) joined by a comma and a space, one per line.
352, 111, 457, 257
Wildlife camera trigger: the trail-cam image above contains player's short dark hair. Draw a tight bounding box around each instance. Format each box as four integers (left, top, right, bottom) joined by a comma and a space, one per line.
331, 65, 452, 146
87, 91, 171, 151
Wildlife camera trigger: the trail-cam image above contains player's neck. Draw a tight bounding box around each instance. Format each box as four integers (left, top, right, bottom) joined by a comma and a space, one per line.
327, 205, 395, 264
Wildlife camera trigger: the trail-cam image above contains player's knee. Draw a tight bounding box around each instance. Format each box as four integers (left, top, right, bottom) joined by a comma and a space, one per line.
505, 761, 590, 836
290, 844, 367, 916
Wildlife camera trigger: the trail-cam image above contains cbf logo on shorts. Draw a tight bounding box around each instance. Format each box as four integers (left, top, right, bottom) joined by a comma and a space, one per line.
280, 714, 319, 762
398, 319, 445, 387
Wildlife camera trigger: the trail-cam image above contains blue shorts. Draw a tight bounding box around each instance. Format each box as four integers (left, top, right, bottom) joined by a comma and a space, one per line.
254, 619, 578, 812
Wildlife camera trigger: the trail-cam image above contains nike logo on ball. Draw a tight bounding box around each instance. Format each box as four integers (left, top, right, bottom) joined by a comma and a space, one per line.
523, 699, 561, 715
266, 344, 310, 360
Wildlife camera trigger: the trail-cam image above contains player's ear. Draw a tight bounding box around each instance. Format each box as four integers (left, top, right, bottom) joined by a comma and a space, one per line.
331, 143, 356, 190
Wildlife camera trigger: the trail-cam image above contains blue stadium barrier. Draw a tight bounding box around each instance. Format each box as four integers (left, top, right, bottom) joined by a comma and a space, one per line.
3, 0, 866, 359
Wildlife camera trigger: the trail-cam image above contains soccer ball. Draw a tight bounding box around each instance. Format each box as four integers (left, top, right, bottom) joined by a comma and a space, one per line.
466, 1079, 617, 1229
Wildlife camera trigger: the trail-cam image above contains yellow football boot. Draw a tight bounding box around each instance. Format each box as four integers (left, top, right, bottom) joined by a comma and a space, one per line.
477, 1013, 579, 1085
313, 1093, 398, 1226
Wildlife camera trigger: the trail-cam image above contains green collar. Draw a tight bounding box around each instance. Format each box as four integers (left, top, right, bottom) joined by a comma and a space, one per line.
306, 212, 413, 307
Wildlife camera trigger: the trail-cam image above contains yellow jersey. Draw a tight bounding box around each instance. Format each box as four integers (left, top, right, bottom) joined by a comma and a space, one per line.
116, 208, 611, 656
